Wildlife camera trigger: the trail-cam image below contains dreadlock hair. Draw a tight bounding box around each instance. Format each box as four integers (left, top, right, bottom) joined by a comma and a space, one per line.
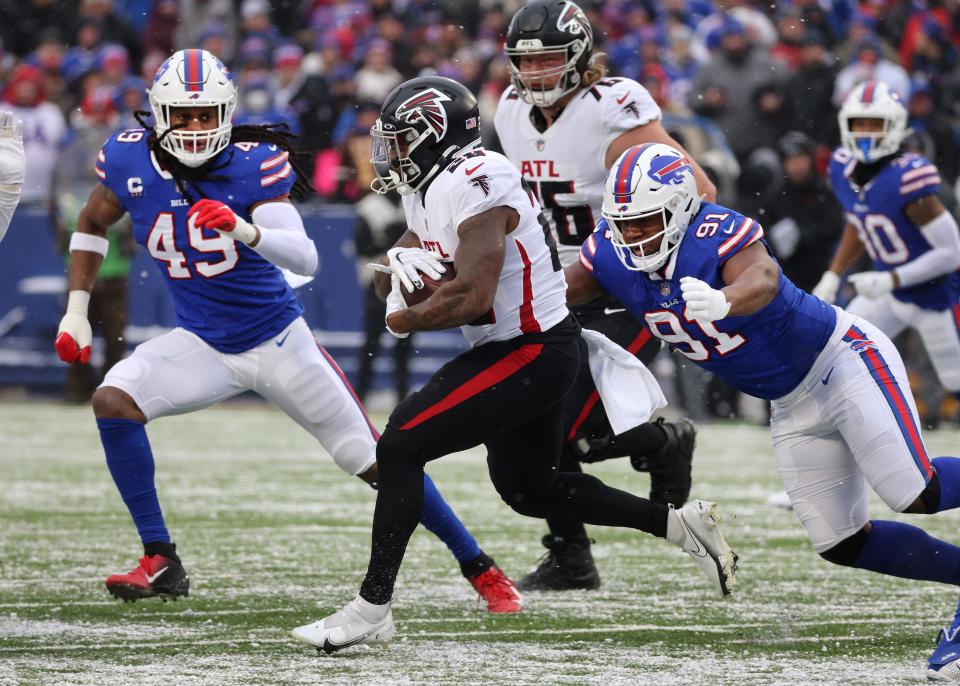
133, 110, 313, 205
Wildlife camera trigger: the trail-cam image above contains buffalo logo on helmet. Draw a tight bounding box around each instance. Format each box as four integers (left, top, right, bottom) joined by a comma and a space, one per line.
557, 2, 590, 39
648, 155, 693, 186
395, 88, 451, 139
154, 58, 172, 83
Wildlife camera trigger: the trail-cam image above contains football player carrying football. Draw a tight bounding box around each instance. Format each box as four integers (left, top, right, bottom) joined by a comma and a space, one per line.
569, 140, 960, 681
814, 81, 960, 405
55, 49, 521, 613
290, 76, 737, 655
494, 0, 717, 591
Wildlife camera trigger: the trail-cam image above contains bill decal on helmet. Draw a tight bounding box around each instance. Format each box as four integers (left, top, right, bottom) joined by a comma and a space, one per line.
395, 89, 451, 139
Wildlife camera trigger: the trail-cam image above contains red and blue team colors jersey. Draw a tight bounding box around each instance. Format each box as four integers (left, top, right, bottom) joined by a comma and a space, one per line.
96, 130, 303, 353
580, 202, 837, 400
828, 147, 960, 311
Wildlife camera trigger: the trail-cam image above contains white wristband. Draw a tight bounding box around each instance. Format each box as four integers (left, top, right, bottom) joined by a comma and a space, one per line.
231, 215, 259, 245
69, 232, 109, 256
65, 290, 90, 316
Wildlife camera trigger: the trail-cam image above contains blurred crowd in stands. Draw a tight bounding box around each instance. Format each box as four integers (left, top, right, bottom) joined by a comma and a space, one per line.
2, 0, 959, 418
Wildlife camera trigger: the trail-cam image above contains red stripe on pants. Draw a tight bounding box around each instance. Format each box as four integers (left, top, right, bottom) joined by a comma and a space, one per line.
399, 344, 544, 430
515, 240, 540, 334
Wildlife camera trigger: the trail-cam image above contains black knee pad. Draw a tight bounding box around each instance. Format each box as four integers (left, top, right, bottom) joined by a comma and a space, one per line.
919, 471, 941, 514
374, 427, 424, 479
819, 527, 869, 567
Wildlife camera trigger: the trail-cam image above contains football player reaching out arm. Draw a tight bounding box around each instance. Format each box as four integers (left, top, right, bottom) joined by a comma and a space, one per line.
564, 221, 779, 320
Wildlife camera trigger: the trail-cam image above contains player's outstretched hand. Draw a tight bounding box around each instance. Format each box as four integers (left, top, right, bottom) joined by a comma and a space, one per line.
386, 246, 445, 293
188, 199, 257, 244
55, 313, 92, 364
680, 276, 731, 322
0, 110, 25, 186
385, 274, 409, 339
811, 271, 840, 304
848, 271, 894, 299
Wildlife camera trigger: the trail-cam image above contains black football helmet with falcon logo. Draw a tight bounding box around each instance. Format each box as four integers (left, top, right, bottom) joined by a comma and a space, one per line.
505, 0, 594, 107
370, 76, 481, 195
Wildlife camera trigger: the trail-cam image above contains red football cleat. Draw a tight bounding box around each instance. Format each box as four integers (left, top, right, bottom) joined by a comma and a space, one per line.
105, 554, 190, 602
468, 565, 523, 614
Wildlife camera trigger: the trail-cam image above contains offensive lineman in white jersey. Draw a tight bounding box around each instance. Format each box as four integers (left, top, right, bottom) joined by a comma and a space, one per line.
290, 76, 738, 654
494, 0, 718, 590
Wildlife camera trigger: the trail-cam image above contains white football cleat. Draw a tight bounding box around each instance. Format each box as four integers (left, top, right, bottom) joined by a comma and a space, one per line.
676, 500, 738, 597
291, 597, 396, 654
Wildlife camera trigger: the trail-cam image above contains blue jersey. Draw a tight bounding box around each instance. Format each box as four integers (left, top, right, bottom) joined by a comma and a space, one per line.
828, 146, 960, 311
580, 203, 837, 400
96, 129, 303, 353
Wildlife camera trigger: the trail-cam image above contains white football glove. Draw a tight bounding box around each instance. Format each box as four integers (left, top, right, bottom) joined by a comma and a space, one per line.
0, 111, 25, 186
811, 271, 840, 304
385, 274, 409, 339
385, 246, 445, 294
848, 271, 895, 299
680, 276, 731, 322
54, 291, 93, 364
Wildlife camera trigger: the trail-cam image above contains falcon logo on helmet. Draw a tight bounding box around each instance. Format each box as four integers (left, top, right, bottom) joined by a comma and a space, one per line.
557, 2, 590, 38
504, 0, 595, 108
370, 76, 481, 196
395, 88, 451, 140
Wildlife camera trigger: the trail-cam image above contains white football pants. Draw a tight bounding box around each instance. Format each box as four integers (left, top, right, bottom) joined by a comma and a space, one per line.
100, 317, 377, 475
770, 310, 932, 552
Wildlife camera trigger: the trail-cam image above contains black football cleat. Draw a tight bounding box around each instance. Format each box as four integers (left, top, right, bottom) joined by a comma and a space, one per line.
516, 535, 601, 591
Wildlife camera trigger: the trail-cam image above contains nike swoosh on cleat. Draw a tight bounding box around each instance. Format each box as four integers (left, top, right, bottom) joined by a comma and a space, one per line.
145, 567, 168, 584
276, 330, 291, 347
821, 367, 834, 385
322, 631, 377, 654
465, 164, 484, 176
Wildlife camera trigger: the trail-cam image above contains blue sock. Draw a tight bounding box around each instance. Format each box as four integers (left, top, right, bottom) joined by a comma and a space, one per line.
854, 520, 960, 585
419, 473, 482, 565
933, 457, 960, 512
96, 418, 169, 545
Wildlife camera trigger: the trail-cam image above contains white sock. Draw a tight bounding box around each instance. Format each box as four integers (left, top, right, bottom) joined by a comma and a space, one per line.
353, 595, 390, 622
665, 508, 686, 547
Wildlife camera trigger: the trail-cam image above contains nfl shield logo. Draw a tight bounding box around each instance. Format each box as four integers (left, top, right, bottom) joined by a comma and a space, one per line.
536, 139, 545, 152
661, 282, 671, 296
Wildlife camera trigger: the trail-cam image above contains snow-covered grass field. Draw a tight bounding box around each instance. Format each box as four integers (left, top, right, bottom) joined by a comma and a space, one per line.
1, 401, 957, 685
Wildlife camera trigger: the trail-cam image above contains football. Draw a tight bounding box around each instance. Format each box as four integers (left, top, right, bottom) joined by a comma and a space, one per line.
403, 263, 456, 307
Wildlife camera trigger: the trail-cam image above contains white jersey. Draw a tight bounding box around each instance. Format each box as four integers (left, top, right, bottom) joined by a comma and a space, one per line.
494, 77, 660, 266
402, 148, 568, 347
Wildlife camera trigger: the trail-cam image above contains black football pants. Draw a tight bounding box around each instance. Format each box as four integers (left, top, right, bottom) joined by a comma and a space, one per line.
359, 316, 669, 605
